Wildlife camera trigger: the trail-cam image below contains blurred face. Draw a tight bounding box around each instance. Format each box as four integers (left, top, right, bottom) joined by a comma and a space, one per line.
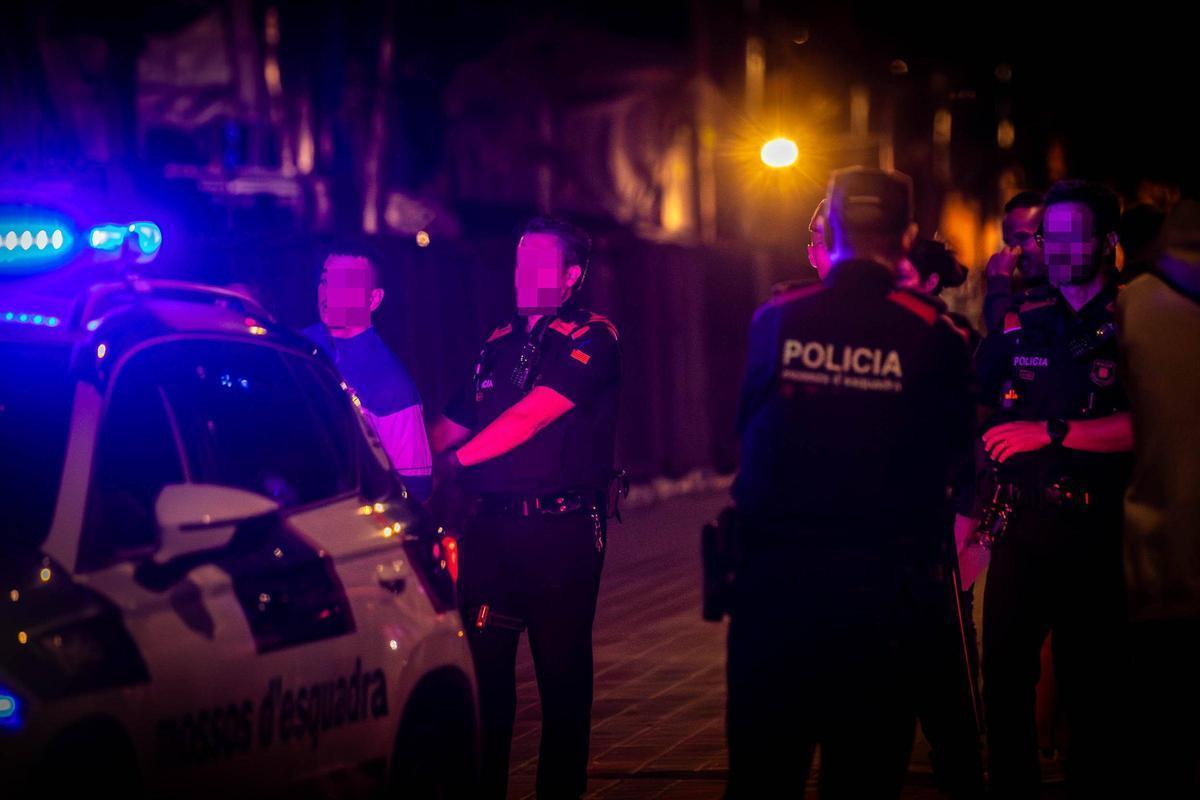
318, 254, 382, 330
807, 215, 832, 280
515, 233, 580, 315
1003, 205, 1046, 282
1042, 202, 1105, 286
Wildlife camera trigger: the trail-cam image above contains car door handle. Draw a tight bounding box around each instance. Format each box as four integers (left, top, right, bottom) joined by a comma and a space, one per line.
378, 576, 406, 595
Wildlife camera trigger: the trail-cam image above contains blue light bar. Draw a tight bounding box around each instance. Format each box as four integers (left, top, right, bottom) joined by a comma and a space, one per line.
2, 309, 61, 328
0, 212, 75, 270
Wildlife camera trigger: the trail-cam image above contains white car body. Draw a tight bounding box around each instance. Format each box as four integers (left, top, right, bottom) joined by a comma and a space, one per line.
1, 281, 476, 797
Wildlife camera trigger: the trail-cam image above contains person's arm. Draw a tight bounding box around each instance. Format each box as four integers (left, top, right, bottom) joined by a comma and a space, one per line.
982, 411, 1134, 463
736, 302, 783, 434
431, 414, 472, 456
1062, 412, 1134, 452
368, 405, 433, 502
983, 247, 1019, 333
454, 386, 575, 467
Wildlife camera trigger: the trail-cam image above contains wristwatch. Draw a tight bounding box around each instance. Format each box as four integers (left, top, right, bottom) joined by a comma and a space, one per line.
1047, 418, 1070, 446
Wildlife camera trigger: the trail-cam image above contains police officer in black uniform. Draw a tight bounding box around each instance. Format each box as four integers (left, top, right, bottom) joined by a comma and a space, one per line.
430, 216, 620, 799
974, 180, 1134, 797
728, 167, 975, 797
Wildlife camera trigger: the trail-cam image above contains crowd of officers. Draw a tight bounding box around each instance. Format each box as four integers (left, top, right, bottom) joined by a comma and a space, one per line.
307, 168, 1198, 798
727, 167, 1200, 798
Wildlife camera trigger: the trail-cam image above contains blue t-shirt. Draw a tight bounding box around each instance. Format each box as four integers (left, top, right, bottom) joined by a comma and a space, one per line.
303, 324, 432, 501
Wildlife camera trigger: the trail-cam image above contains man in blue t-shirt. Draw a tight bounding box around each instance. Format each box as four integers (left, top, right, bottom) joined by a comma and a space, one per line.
303, 249, 432, 501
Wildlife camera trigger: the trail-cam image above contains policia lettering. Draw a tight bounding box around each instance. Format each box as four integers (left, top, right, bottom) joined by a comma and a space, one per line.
154, 658, 389, 764
783, 340, 903, 378
781, 339, 904, 393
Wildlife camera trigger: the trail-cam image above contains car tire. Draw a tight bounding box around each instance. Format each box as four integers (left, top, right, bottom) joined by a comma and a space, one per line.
389, 668, 478, 799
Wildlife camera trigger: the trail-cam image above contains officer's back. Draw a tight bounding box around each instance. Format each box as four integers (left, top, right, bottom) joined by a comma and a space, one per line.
726, 167, 976, 799
734, 170, 973, 540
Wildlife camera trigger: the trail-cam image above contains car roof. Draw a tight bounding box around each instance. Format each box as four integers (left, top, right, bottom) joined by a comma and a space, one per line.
2, 278, 324, 384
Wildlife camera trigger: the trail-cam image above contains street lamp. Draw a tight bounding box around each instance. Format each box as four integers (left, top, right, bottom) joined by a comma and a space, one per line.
760, 137, 799, 168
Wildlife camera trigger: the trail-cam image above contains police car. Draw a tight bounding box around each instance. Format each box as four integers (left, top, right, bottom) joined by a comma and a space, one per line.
0, 208, 477, 796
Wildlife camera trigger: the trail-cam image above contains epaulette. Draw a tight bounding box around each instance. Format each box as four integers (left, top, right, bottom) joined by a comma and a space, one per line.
886, 288, 944, 325
485, 322, 513, 343
548, 310, 619, 342
1017, 297, 1056, 314
573, 312, 619, 341
940, 309, 975, 347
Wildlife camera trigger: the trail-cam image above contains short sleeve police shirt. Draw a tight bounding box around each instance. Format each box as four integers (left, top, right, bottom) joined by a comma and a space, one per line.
444, 309, 621, 494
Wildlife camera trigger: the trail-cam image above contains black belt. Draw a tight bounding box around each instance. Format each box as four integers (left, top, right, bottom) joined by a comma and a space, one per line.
478, 490, 602, 517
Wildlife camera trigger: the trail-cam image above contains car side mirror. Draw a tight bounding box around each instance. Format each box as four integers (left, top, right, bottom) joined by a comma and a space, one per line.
153, 483, 280, 563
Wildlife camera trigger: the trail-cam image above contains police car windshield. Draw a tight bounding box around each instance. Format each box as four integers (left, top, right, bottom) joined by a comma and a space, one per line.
0, 340, 74, 547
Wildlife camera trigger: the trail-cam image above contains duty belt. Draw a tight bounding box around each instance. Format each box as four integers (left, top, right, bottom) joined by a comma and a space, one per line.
478, 490, 602, 517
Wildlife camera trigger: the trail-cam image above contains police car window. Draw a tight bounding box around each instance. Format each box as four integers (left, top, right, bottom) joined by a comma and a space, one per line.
83, 364, 186, 569
143, 340, 357, 508
0, 341, 74, 548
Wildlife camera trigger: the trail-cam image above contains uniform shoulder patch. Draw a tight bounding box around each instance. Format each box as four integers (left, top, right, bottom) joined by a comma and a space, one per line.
486, 323, 513, 343
886, 290, 939, 325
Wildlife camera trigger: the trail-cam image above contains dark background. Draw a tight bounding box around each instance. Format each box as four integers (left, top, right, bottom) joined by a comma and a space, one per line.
2, 0, 1193, 479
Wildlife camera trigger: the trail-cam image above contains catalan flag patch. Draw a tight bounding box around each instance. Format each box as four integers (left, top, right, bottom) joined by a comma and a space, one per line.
570, 349, 591, 365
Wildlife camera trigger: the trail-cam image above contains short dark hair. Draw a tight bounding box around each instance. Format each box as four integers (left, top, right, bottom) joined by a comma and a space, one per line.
320, 240, 383, 289
1043, 180, 1121, 238
521, 215, 591, 270
909, 238, 967, 293
1004, 191, 1043, 215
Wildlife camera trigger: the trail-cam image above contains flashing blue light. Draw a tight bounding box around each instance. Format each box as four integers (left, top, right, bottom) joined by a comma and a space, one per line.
130, 221, 163, 256
86, 319, 101, 332
86, 220, 163, 258
0, 687, 20, 730
88, 224, 127, 252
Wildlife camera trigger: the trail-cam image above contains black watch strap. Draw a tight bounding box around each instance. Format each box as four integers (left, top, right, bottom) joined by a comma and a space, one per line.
1047, 418, 1070, 446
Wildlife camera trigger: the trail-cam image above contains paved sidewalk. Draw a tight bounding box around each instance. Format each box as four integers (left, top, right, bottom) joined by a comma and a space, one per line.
505, 490, 1062, 799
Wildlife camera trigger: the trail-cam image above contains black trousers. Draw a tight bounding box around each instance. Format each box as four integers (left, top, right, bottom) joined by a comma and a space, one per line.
458, 508, 605, 799
982, 505, 1129, 798
914, 585, 985, 799
726, 543, 927, 799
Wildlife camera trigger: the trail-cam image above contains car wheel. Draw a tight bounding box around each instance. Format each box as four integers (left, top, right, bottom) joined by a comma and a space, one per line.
389, 668, 478, 799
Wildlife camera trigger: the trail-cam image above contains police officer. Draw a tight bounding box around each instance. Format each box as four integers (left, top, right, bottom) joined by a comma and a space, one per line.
974, 180, 1134, 797
429, 216, 620, 799
728, 167, 975, 797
